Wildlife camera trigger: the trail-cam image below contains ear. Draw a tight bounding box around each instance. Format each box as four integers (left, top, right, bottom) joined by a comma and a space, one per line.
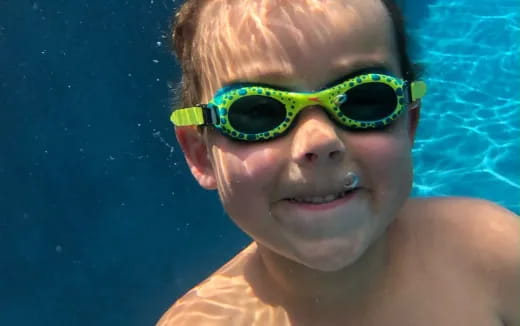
407, 101, 421, 142
175, 126, 217, 190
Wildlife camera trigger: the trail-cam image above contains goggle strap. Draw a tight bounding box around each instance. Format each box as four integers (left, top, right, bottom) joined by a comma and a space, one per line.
171, 105, 215, 127
410, 81, 427, 102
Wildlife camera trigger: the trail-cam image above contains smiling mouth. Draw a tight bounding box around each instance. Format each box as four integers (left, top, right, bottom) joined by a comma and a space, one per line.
286, 188, 357, 205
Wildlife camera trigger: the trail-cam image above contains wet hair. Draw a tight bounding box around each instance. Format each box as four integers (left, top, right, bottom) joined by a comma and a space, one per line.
170, 0, 422, 109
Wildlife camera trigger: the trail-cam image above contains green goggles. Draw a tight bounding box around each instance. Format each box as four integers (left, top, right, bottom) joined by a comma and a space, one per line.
171, 73, 427, 142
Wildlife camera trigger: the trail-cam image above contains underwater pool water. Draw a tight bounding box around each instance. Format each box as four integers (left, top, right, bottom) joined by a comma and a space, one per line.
410, 0, 520, 214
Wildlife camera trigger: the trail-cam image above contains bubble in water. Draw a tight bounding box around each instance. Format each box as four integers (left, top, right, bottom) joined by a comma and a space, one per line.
343, 171, 360, 190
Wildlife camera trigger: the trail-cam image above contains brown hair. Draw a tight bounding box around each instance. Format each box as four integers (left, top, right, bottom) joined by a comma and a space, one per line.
170, 0, 421, 109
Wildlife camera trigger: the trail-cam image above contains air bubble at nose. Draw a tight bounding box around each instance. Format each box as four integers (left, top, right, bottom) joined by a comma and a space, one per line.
343, 172, 359, 190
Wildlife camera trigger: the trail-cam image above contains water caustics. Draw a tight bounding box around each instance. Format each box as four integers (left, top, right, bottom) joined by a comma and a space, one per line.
411, 0, 520, 214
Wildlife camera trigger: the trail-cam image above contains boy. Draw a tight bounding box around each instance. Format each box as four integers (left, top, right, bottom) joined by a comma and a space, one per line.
158, 0, 520, 324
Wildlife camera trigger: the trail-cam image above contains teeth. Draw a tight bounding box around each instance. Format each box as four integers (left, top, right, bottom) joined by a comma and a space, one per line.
291, 190, 350, 204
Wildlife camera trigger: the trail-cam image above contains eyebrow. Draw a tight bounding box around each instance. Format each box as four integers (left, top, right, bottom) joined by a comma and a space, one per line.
222, 66, 394, 92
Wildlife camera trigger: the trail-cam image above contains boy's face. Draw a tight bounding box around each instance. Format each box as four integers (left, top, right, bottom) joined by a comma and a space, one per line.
177, 0, 419, 272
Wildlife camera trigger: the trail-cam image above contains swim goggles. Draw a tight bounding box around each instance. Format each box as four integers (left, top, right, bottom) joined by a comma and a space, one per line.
170, 73, 427, 141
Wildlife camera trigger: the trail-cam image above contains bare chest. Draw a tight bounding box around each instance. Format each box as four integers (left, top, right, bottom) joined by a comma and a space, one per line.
162, 263, 504, 326
281, 268, 502, 326
262, 287, 502, 326
356, 289, 502, 326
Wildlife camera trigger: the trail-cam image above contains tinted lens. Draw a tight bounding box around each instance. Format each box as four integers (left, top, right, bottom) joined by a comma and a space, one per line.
340, 83, 397, 121
228, 95, 286, 134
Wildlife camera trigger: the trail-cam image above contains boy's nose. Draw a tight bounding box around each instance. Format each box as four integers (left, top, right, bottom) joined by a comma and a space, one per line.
290, 107, 346, 166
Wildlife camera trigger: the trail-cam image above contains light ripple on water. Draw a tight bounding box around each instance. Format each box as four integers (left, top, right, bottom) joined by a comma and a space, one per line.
410, 0, 520, 214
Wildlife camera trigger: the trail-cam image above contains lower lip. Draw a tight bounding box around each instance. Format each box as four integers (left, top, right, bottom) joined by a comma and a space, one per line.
285, 189, 358, 211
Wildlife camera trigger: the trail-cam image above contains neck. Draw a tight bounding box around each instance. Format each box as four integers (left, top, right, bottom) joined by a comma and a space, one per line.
255, 225, 400, 311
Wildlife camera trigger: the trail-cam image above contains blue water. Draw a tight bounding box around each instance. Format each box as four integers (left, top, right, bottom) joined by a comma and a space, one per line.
0, 1, 518, 326
410, 1, 520, 214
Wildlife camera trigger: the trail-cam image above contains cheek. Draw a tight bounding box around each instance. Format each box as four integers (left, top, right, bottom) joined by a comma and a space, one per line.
350, 133, 413, 223
210, 143, 287, 236
210, 142, 285, 206
363, 137, 409, 168
352, 133, 413, 192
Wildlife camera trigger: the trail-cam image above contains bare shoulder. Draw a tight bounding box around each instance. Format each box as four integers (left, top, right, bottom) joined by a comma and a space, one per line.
156, 243, 262, 326
404, 197, 520, 325
404, 197, 519, 263
156, 276, 251, 326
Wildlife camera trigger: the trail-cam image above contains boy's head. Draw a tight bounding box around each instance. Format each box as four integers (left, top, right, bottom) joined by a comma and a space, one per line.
171, 0, 422, 272
171, 0, 420, 108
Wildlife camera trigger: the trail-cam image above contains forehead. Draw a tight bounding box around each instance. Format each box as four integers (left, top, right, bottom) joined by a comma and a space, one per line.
195, 0, 399, 99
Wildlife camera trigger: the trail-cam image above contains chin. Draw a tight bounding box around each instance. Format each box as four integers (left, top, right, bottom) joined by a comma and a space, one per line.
294, 239, 369, 272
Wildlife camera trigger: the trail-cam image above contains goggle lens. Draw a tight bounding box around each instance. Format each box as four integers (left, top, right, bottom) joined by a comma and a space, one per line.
339, 82, 397, 121
228, 95, 286, 134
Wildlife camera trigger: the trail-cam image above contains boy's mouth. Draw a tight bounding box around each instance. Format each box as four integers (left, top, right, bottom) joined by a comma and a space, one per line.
283, 172, 361, 207
282, 187, 360, 214
286, 188, 357, 205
